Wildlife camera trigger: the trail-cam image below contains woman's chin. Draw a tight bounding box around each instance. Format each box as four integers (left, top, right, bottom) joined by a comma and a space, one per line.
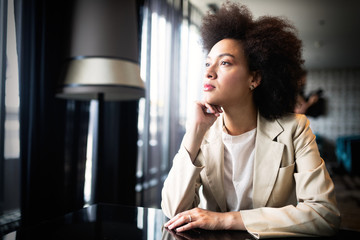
203, 96, 217, 105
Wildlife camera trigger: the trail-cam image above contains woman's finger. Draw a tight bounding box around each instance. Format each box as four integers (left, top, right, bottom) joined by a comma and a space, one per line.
203, 102, 215, 113
215, 105, 223, 113
168, 214, 192, 230
164, 214, 181, 228
175, 221, 196, 233
204, 103, 221, 117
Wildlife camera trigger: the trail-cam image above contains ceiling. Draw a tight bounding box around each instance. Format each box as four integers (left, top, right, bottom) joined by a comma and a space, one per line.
189, 0, 360, 70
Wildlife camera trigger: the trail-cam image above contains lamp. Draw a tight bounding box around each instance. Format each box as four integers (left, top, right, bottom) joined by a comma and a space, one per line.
57, 0, 145, 204
57, 0, 144, 100
57, 58, 144, 101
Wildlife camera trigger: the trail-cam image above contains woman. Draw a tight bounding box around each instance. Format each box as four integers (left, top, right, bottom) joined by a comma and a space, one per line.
294, 70, 321, 115
161, 2, 340, 239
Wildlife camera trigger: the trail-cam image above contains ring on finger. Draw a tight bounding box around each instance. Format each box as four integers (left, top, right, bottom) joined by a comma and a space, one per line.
188, 214, 192, 223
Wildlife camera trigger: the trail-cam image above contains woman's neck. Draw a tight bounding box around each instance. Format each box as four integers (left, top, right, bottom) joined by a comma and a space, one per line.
223, 104, 257, 136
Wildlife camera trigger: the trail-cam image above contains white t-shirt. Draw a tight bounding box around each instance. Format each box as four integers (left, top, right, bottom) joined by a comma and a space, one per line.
222, 127, 256, 211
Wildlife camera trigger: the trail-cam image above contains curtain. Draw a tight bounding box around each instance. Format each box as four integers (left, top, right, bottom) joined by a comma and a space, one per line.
137, 0, 205, 208
15, 0, 91, 226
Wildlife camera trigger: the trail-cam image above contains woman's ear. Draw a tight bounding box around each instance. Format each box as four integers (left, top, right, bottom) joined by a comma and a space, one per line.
250, 71, 261, 89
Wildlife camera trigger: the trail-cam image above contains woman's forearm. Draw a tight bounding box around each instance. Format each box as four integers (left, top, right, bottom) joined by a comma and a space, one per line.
183, 124, 208, 162
183, 101, 222, 162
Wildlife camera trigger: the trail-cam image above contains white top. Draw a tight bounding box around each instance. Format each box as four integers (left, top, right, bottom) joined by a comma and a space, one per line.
222, 127, 256, 211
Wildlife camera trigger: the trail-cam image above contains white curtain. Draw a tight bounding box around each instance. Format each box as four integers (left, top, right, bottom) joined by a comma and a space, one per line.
136, 0, 205, 208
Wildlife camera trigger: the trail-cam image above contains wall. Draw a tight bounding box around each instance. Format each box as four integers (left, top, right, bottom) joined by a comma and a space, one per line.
304, 69, 360, 162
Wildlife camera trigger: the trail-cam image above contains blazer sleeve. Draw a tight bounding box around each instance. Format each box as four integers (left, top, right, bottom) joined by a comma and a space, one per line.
161, 145, 204, 218
240, 115, 341, 239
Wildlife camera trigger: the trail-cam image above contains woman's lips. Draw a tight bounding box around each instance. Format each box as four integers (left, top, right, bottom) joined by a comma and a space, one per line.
203, 84, 215, 91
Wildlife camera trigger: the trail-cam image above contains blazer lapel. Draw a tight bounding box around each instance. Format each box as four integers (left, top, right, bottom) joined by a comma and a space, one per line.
252, 114, 285, 208
200, 118, 227, 212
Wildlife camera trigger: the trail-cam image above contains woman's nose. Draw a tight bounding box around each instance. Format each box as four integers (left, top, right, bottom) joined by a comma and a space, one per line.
205, 66, 217, 80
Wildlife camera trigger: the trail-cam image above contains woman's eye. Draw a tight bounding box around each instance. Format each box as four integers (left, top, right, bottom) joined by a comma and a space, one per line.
221, 61, 230, 65
205, 62, 210, 67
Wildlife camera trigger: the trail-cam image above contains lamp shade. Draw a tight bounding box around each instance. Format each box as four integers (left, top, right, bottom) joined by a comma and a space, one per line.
57, 0, 144, 101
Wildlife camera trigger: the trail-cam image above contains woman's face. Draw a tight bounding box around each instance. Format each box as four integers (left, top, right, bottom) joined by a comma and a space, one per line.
203, 38, 255, 109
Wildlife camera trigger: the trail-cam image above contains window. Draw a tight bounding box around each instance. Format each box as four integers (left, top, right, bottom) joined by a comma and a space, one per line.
0, 0, 21, 235
136, 0, 205, 208
4, 0, 19, 160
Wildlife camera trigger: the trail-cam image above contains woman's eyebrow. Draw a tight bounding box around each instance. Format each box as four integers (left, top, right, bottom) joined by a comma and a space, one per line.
207, 53, 235, 59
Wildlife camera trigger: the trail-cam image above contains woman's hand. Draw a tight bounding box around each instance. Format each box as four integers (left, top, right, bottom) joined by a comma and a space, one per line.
163, 208, 245, 233
192, 101, 222, 131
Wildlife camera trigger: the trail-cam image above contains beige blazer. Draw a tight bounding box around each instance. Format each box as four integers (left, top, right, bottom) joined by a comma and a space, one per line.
161, 113, 341, 239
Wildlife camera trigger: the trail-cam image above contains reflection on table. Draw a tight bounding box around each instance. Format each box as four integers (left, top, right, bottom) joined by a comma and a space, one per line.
2, 204, 360, 240
5, 204, 167, 240
162, 227, 253, 240
162, 227, 360, 240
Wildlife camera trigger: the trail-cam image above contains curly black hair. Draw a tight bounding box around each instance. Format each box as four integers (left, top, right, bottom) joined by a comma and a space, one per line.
200, 2, 304, 120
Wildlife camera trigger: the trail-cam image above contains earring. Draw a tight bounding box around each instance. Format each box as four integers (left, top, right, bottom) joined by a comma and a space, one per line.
250, 85, 255, 90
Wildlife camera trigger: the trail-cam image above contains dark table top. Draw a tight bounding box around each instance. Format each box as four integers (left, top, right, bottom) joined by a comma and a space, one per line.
3, 203, 360, 240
